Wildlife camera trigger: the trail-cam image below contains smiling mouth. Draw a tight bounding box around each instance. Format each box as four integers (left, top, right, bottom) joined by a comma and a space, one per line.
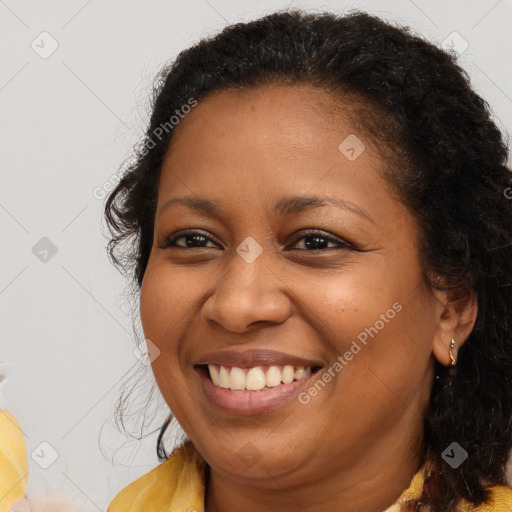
197, 364, 323, 392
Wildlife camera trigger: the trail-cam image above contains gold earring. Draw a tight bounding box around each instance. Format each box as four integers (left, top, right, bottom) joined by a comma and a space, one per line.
449, 338, 457, 366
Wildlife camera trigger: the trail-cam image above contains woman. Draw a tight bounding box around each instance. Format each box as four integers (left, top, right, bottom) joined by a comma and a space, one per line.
2, 7, 511, 512
88, 7, 512, 512
102, 7, 512, 512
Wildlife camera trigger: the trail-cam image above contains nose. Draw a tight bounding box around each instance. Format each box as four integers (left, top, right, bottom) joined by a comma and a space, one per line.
201, 249, 291, 334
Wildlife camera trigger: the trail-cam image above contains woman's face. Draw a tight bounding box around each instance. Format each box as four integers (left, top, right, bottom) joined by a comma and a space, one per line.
140, 84, 446, 488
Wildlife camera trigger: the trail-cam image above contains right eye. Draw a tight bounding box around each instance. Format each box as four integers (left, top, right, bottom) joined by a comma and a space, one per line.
158, 229, 222, 249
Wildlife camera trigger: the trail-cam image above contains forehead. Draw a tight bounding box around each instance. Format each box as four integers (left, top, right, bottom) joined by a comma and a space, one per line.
159, 84, 389, 197
168, 84, 364, 151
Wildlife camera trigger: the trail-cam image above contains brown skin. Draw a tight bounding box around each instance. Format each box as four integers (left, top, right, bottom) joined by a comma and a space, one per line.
140, 84, 478, 512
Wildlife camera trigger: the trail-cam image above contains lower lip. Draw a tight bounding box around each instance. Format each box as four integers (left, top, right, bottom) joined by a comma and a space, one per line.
196, 366, 319, 415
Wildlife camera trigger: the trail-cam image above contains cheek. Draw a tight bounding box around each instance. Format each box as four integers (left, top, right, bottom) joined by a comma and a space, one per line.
139, 262, 199, 341
294, 261, 402, 350
139, 267, 194, 419
140, 272, 166, 344
139, 262, 207, 390
300, 254, 434, 398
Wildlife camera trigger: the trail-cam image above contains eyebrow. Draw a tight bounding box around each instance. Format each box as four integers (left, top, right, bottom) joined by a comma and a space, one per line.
158, 195, 375, 224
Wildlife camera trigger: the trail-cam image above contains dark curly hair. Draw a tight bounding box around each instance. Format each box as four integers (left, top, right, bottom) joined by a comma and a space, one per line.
103, 9, 512, 511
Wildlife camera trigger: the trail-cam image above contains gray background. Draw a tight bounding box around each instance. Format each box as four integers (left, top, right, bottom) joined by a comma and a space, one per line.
1, 0, 511, 509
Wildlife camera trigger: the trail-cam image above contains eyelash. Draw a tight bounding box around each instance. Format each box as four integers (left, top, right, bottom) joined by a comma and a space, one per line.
159, 229, 355, 252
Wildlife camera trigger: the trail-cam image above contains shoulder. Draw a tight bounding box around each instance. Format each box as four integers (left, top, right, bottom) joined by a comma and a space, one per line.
107, 440, 206, 512
458, 484, 512, 512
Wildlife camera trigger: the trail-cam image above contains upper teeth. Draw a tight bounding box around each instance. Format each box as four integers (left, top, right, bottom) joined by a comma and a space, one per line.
208, 364, 312, 391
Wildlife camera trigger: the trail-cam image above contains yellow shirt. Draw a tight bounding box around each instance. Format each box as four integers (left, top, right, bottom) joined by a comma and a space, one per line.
107, 440, 512, 512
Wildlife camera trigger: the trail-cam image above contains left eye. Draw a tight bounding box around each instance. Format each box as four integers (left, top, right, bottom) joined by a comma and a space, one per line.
159, 229, 353, 251
287, 230, 352, 251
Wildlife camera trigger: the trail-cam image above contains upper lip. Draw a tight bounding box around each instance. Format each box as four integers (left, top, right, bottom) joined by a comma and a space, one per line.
193, 349, 324, 369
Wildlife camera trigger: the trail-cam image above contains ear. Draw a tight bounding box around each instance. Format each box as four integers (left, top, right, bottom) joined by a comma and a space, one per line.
431, 287, 478, 366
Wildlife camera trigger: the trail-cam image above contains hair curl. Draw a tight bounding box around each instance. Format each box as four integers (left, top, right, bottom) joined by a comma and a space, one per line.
104, 9, 512, 511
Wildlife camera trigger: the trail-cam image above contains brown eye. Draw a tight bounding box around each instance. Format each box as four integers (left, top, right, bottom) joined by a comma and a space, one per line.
159, 230, 221, 249
287, 230, 354, 251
